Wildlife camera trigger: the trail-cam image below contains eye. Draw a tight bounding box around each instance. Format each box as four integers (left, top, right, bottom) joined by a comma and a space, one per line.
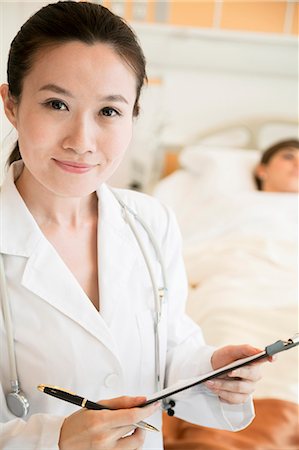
101, 107, 120, 117
45, 99, 68, 111
282, 152, 295, 160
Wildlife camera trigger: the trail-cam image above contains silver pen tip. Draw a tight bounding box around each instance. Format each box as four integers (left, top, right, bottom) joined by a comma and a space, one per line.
143, 423, 160, 432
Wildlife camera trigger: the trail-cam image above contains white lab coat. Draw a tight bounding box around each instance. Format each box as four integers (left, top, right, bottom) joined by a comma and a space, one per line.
0, 162, 254, 450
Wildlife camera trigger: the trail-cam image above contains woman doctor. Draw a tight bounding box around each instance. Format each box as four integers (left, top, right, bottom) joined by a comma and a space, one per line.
0, 2, 268, 449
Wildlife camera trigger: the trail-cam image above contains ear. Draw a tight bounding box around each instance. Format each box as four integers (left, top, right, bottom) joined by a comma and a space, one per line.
0, 84, 18, 128
255, 163, 267, 181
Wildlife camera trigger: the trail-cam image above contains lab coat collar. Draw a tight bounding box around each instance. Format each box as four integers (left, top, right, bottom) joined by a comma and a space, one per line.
0, 161, 44, 256
0, 162, 138, 358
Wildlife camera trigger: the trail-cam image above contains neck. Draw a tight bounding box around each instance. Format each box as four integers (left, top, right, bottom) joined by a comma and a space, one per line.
15, 166, 98, 229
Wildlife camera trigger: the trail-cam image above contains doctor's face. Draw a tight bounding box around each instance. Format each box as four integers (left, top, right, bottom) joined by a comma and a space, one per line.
2, 41, 137, 197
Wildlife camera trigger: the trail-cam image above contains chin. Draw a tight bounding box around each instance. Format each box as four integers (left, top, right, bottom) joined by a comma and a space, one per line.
287, 180, 299, 193
48, 182, 100, 198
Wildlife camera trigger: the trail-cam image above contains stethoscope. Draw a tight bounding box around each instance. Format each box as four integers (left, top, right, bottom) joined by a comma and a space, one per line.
0, 189, 175, 418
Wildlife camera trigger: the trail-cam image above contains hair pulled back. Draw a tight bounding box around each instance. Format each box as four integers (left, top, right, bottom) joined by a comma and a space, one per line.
6, 1, 147, 165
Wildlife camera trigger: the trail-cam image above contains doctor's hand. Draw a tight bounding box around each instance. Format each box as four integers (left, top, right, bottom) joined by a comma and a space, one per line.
205, 345, 274, 405
58, 396, 159, 450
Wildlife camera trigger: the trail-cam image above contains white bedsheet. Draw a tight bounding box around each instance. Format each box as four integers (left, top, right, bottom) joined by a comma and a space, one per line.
155, 184, 298, 403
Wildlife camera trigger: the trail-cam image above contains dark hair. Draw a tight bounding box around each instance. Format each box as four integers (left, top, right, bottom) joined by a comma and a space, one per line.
254, 139, 299, 190
6, 0, 147, 166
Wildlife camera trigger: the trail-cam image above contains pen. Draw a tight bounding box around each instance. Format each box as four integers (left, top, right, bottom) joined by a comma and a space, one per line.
37, 384, 159, 432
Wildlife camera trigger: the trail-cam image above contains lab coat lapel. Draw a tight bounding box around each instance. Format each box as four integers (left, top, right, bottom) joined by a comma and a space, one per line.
21, 184, 138, 340
21, 239, 119, 355
98, 185, 139, 326
1, 164, 126, 356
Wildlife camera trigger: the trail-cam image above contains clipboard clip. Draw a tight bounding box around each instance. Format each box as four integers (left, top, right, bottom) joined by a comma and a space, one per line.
265, 333, 299, 357
142, 333, 299, 413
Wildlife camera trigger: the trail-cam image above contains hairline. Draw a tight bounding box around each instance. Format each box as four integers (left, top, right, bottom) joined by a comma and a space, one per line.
9, 39, 140, 103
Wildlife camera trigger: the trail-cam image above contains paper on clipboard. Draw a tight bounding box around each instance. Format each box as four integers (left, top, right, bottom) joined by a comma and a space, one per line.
143, 335, 299, 406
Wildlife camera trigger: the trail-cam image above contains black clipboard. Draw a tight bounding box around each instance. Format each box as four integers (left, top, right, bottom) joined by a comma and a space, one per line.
141, 334, 299, 407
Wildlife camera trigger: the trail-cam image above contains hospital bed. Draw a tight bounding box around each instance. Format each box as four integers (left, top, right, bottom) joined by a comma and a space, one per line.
153, 121, 299, 449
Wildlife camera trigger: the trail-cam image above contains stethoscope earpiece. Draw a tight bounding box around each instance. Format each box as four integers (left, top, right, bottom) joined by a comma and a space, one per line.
6, 391, 30, 418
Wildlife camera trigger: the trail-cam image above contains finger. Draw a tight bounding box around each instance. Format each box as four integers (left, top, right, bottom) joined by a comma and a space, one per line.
117, 428, 146, 449
90, 402, 159, 430
206, 378, 255, 396
82, 410, 135, 441
229, 344, 263, 359
206, 379, 253, 404
217, 390, 251, 405
100, 396, 147, 410
211, 344, 263, 370
228, 365, 262, 382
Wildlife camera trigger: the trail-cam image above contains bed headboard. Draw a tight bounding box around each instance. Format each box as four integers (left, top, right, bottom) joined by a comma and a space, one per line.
162, 117, 298, 177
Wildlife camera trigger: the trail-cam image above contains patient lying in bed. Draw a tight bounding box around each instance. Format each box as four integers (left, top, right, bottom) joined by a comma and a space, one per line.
155, 140, 299, 449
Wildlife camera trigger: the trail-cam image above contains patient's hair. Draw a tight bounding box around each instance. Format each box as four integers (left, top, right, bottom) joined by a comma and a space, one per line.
254, 139, 299, 190
6, 0, 147, 166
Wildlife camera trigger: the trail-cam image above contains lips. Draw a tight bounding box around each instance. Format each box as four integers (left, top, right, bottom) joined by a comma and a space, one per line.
55, 159, 94, 168
53, 159, 96, 174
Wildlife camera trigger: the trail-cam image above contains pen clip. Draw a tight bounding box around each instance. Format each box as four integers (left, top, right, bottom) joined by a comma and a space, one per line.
38, 384, 76, 395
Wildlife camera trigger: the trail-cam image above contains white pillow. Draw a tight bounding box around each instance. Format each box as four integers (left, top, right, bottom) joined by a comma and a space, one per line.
179, 145, 261, 194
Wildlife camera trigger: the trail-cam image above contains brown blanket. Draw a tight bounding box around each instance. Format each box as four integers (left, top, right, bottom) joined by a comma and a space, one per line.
163, 399, 299, 450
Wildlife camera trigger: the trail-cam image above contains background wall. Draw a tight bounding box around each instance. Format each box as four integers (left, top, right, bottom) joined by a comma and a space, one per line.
103, 0, 298, 36
1, 1, 298, 189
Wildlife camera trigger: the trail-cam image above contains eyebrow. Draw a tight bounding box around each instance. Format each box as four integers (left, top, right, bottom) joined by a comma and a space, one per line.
38, 84, 128, 104
38, 84, 74, 98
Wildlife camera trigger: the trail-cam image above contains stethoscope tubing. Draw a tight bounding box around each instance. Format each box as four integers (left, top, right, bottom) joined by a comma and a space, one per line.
0, 253, 19, 391
109, 188, 168, 393
1, 189, 169, 415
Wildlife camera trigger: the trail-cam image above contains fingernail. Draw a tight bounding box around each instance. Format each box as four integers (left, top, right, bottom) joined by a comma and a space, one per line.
206, 380, 215, 386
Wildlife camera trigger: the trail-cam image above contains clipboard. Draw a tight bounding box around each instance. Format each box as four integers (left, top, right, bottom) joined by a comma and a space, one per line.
141, 334, 299, 407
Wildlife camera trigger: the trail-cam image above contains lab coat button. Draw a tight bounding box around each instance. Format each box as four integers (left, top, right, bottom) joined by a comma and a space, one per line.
104, 373, 119, 388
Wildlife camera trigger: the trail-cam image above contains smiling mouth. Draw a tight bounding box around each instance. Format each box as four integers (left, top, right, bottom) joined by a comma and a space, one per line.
53, 159, 97, 173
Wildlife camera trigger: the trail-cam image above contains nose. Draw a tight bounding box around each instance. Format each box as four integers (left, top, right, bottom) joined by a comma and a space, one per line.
62, 113, 97, 154
293, 153, 299, 170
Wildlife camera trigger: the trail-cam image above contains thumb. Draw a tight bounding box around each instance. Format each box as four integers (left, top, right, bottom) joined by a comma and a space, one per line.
98, 395, 147, 410
212, 344, 262, 370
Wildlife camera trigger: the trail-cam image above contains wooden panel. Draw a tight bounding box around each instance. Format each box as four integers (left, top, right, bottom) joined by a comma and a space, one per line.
169, 1, 215, 28
221, 1, 287, 34
85, 0, 297, 35
162, 151, 181, 177
101, 0, 111, 8
292, 3, 298, 35
146, 0, 156, 23
125, 0, 133, 21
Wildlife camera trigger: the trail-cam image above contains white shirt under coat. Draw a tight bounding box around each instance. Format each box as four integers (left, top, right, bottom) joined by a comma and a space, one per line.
0, 162, 254, 449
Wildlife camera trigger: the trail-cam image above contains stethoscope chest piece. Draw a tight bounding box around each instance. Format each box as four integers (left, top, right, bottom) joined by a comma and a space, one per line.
7, 391, 29, 417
